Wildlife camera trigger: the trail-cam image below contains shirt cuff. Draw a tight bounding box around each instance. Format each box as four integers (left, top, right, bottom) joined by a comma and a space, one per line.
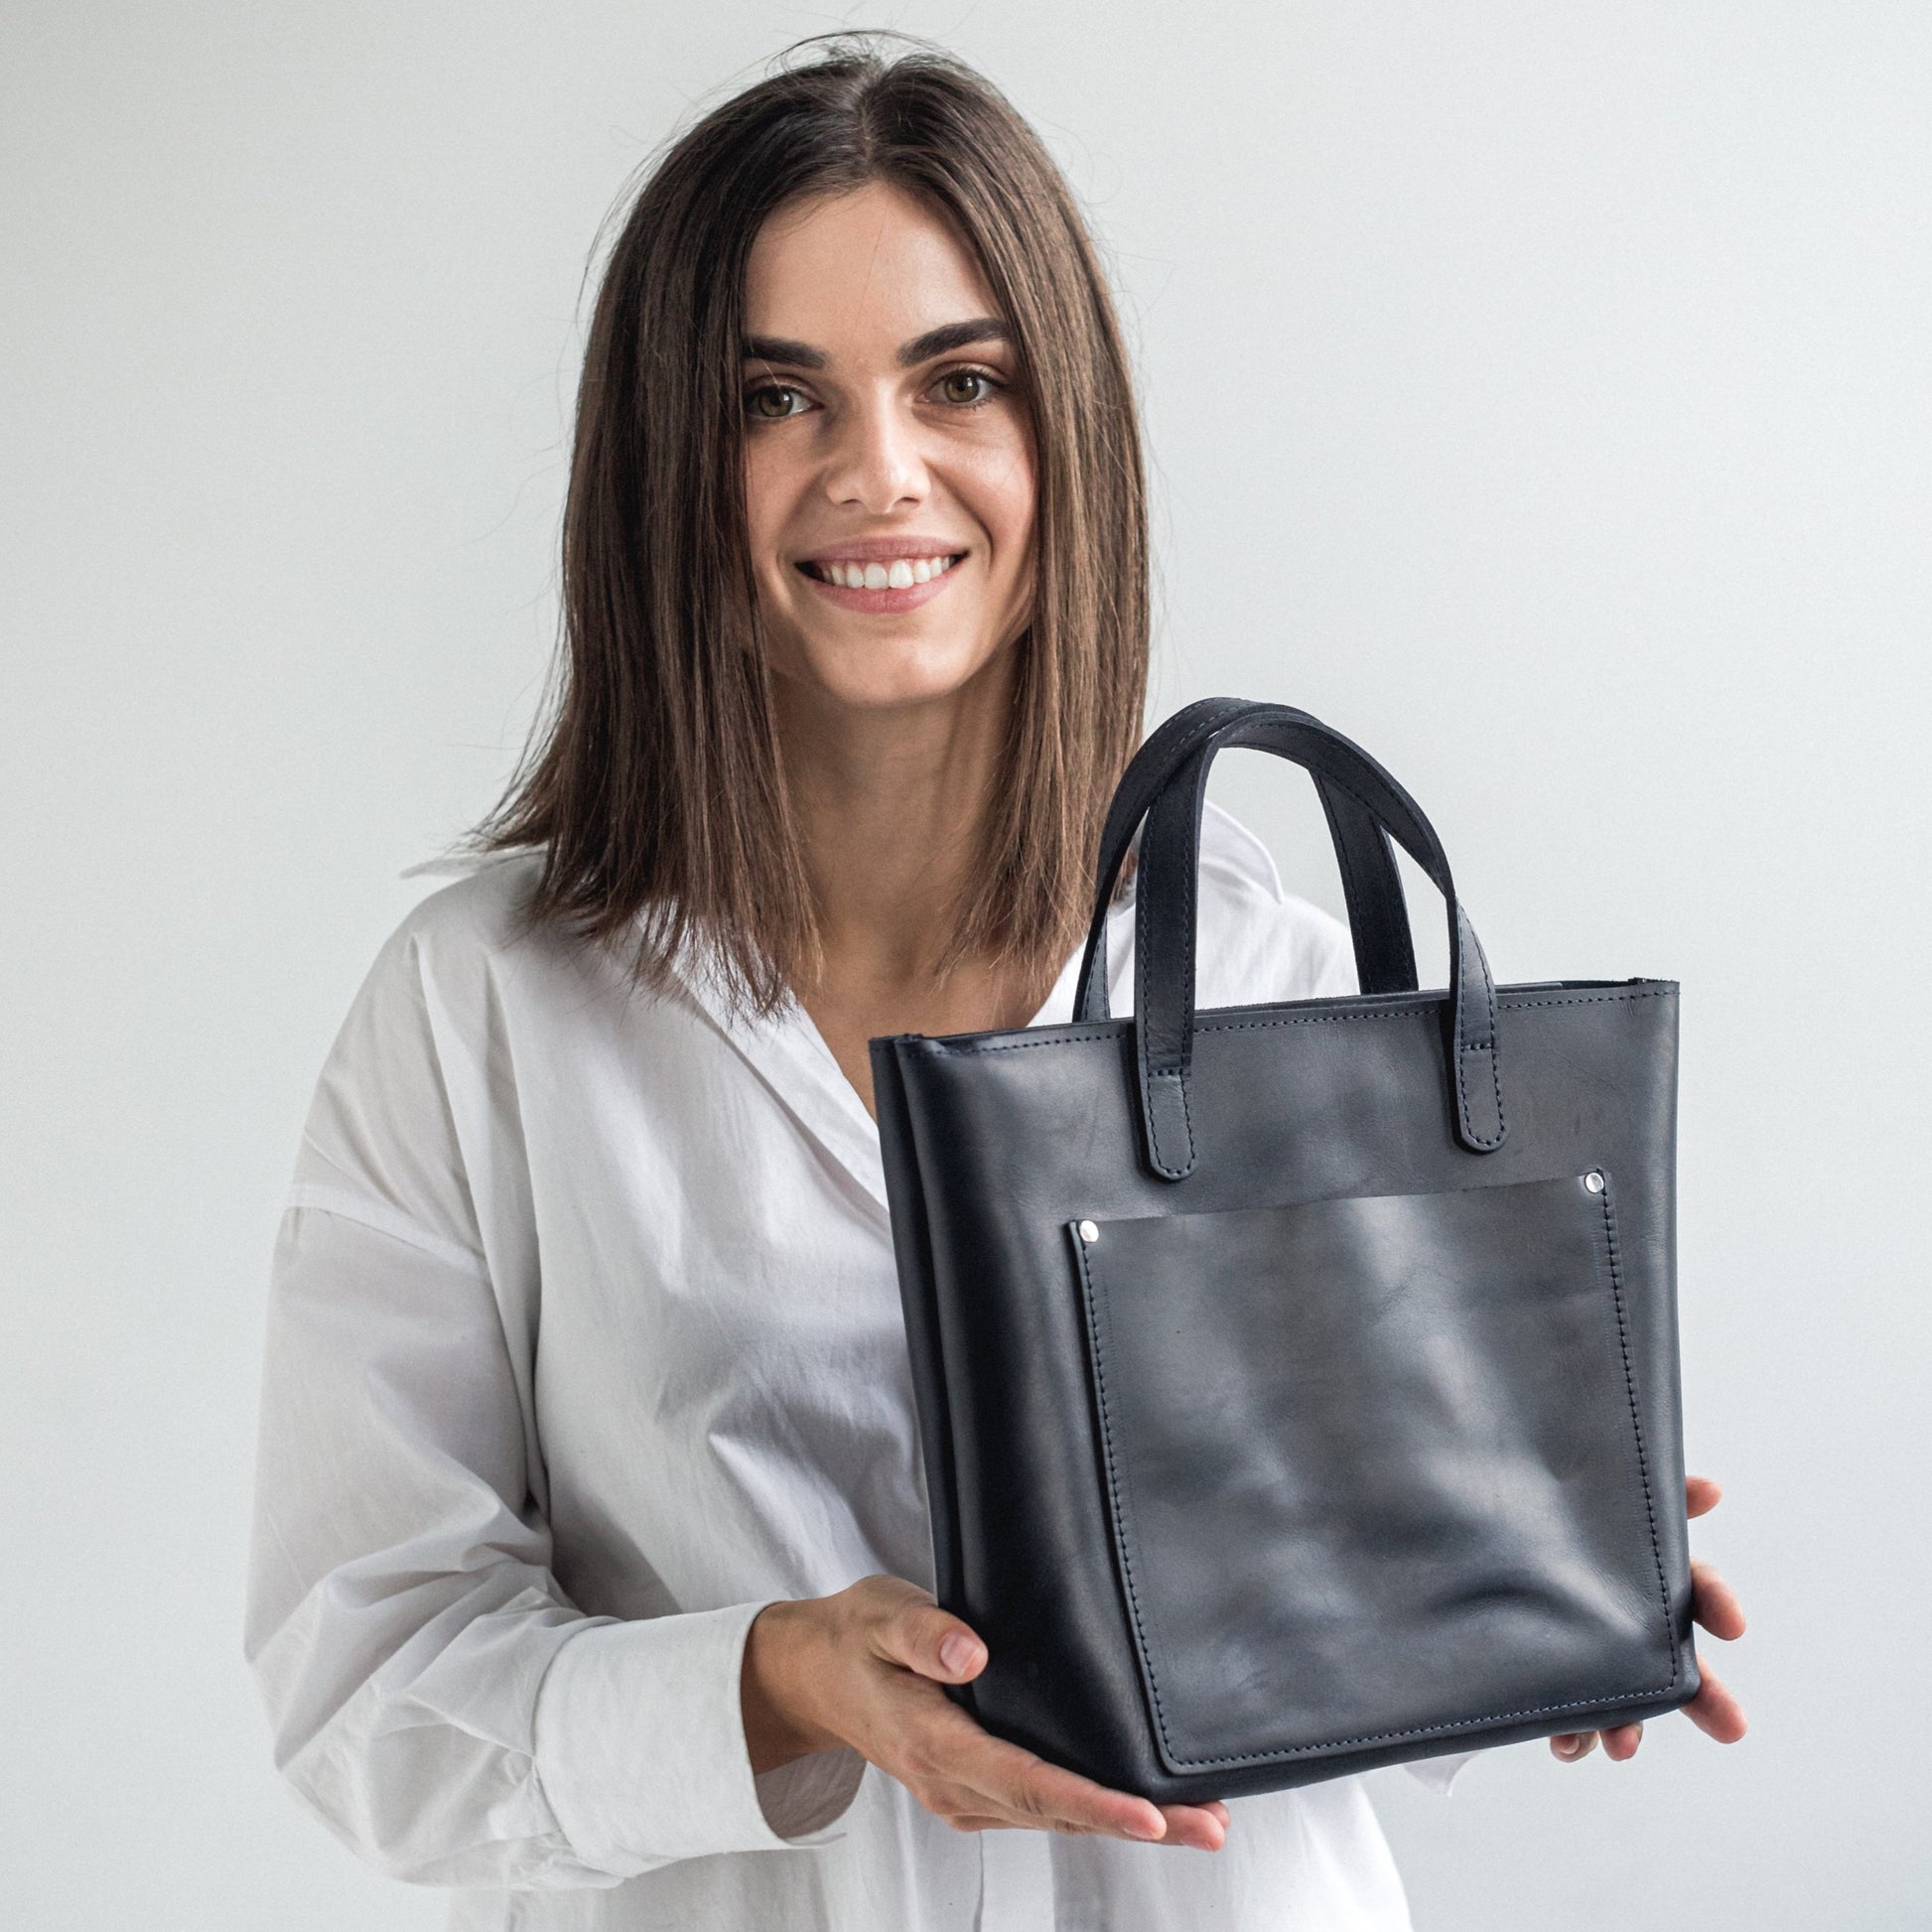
532, 1600, 865, 1874
1402, 1748, 1478, 1795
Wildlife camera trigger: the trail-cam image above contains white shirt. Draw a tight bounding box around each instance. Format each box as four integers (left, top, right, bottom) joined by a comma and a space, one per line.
246, 802, 1465, 1932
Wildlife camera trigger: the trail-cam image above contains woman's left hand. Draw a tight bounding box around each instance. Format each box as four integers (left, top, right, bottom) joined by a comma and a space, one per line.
1550, 1475, 1748, 1764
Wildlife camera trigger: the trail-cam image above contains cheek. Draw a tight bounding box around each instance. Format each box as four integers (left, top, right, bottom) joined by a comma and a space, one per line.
742, 439, 795, 561
963, 428, 1036, 565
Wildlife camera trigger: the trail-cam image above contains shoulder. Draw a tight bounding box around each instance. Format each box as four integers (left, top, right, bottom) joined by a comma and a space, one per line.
345, 848, 588, 1025
315, 850, 571, 1105
382, 848, 549, 970
1189, 802, 1357, 1007
295, 851, 589, 1230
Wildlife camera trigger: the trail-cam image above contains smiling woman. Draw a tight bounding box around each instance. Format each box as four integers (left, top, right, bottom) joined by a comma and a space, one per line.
243, 32, 1742, 1932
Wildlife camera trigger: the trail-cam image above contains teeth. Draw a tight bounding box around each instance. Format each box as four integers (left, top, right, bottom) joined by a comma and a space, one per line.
812, 554, 957, 589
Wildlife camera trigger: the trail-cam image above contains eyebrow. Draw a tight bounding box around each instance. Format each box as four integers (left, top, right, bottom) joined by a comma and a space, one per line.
741, 317, 1013, 371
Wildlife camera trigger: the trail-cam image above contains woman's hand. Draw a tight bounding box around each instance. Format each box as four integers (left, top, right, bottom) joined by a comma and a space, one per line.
1550, 1474, 1748, 1764
742, 1575, 1229, 1849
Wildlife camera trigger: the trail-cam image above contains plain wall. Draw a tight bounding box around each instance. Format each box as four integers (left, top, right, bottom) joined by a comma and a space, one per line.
4, 4, 1927, 1926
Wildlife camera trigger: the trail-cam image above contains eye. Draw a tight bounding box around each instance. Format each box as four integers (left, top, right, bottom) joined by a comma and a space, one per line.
746, 382, 810, 421
931, 366, 1004, 408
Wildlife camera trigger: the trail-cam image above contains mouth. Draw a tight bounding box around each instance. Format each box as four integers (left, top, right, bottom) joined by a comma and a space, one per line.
796, 551, 966, 590
793, 550, 968, 614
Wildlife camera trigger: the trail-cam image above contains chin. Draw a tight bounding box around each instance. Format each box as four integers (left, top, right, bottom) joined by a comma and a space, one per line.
785, 631, 1008, 713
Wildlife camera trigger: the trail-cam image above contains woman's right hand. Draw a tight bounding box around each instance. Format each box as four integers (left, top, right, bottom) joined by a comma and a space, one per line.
741, 1575, 1229, 1850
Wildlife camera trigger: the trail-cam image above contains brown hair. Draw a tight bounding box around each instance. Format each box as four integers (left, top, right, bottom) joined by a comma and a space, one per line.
479, 34, 1149, 1013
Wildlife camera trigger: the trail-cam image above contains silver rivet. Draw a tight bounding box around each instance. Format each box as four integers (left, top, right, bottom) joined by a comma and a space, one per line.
1077, 1219, 1100, 1243
1584, 1171, 1606, 1194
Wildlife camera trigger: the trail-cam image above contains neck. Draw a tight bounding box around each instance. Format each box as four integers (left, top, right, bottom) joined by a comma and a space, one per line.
772, 653, 1016, 995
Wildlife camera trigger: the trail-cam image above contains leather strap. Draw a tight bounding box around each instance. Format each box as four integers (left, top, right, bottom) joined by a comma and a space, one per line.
1079, 700, 1508, 1176
1073, 700, 1417, 1025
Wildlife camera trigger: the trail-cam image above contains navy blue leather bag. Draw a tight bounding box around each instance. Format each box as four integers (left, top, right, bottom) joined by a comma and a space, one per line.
870, 699, 1699, 1801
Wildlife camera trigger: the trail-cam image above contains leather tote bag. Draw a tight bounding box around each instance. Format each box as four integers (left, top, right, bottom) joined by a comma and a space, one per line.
869, 699, 1700, 1802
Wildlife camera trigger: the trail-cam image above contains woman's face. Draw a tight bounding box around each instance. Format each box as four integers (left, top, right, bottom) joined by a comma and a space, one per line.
741, 180, 1036, 713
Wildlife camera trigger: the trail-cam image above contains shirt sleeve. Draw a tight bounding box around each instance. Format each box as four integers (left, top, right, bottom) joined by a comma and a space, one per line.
244, 903, 864, 1888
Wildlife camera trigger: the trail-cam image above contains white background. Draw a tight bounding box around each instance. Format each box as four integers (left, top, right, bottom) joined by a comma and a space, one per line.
4, 4, 1927, 1926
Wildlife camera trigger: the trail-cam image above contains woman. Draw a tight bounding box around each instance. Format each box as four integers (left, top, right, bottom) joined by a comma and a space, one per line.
246, 37, 1746, 1931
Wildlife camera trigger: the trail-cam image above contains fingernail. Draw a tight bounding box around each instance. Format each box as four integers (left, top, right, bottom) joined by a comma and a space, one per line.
1554, 1736, 1581, 1758
939, 1633, 976, 1675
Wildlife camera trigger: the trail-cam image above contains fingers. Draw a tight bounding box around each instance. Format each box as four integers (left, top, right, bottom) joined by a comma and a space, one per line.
1554, 1673, 1747, 1769
872, 1592, 988, 1686
921, 1712, 1227, 1847
1691, 1559, 1747, 1641
1685, 1666, 1748, 1744
846, 1582, 1218, 1849
907, 1700, 1169, 1839
1554, 1724, 1641, 1763
1155, 1804, 1228, 1852
969, 1731, 1170, 1841
1682, 1482, 1747, 1740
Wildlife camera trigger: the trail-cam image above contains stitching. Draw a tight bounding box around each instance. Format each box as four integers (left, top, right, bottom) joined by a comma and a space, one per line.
1116, 711, 1519, 1155
1449, 913, 1505, 1149
1150, 1069, 1196, 1173
1322, 795, 1411, 996
1141, 1684, 1684, 1768
1322, 785, 1369, 974
1467, 912, 1499, 1051
1488, 990, 1675, 1011
913, 987, 1675, 1057
1455, 1040, 1507, 1150
1073, 1173, 1682, 1771
1454, 1040, 1479, 1144
1595, 1180, 1681, 1685
1178, 786, 1198, 1074
1072, 1229, 1177, 1752
1133, 800, 1199, 1173
1134, 850, 1165, 1169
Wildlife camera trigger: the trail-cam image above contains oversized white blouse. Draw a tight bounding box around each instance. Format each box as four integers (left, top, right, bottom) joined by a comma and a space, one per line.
245, 802, 1467, 1932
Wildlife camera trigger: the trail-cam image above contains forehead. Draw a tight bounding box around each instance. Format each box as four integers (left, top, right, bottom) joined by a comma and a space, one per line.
744, 181, 1002, 349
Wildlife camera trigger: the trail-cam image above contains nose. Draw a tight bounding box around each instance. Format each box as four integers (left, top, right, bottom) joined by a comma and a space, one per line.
821, 388, 927, 514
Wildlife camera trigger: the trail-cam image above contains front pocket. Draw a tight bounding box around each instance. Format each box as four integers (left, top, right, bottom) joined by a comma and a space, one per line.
1068, 1172, 1679, 1775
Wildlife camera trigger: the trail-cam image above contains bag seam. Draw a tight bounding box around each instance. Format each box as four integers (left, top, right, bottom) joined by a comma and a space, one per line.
1596, 1180, 1682, 1687
915, 986, 1674, 1059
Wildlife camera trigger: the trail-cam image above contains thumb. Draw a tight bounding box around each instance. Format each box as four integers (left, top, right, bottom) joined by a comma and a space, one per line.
879, 1598, 988, 1684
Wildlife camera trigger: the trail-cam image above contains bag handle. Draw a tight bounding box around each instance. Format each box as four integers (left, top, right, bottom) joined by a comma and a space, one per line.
1071, 700, 1419, 1026
1075, 700, 1507, 1178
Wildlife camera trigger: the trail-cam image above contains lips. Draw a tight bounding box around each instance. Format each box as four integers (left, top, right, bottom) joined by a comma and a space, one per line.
800, 552, 964, 591
795, 550, 968, 614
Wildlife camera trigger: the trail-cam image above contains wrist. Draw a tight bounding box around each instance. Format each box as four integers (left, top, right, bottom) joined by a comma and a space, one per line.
741, 1598, 839, 1775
